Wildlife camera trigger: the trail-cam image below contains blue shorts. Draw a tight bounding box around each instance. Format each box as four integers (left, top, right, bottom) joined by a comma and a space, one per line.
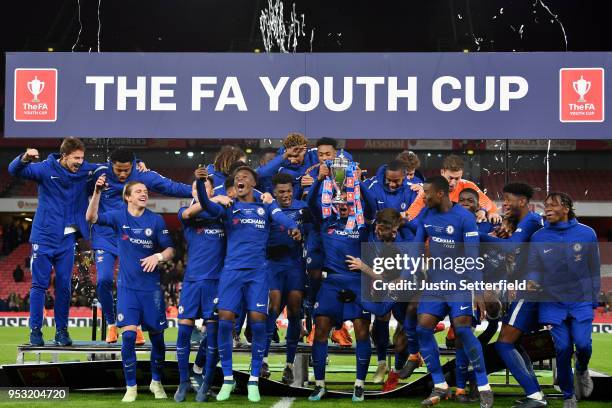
539, 302, 594, 326
313, 274, 370, 326
217, 267, 269, 315
178, 279, 219, 320
116, 286, 168, 332
417, 291, 476, 321
502, 300, 539, 333
268, 261, 306, 293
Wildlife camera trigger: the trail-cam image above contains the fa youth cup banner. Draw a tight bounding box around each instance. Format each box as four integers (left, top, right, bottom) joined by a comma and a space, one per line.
4, 52, 609, 139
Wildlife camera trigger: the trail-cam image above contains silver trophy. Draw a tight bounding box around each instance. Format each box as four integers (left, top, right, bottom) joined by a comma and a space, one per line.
329, 150, 351, 204
27, 76, 45, 103
572, 75, 591, 103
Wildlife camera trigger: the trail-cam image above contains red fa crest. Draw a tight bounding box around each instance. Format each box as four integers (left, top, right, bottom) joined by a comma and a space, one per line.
560, 68, 604, 122
14, 68, 58, 122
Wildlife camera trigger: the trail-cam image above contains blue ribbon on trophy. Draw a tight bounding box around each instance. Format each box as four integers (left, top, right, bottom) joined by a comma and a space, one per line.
321, 150, 364, 232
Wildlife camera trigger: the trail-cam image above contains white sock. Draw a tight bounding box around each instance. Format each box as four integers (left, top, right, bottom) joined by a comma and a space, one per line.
315, 380, 325, 387
377, 360, 386, 366
434, 382, 449, 390
249, 375, 259, 383
478, 384, 492, 392
223, 375, 234, 382
192, 364, 203, 374
527, 392, 544, 400
262, 357, 268, 364
355, 379, 364, 387
286, 363, 294, 369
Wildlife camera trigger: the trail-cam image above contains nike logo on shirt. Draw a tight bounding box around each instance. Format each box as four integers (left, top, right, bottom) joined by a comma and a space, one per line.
256, 303, 266, 307
50, 176, 59, 179
460, 306, 470, 310
543, 249, 553, 254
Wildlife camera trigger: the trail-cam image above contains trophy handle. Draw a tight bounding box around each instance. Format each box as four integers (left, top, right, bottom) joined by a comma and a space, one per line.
572, 81, 579, 94
38, 81, 45, 95
584, 81, 591, 95
27, 81, 34, 95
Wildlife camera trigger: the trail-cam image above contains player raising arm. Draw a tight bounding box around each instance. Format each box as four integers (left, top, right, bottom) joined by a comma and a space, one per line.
195, 165, 300, 402
87, 175, 175, 403
8, 138, 102, 347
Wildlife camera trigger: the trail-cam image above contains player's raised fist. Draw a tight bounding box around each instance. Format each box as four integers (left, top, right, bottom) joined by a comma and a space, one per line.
194, 166, 208, 181
260, 192, 274, 204
94, 174, 107, 192
22, 148, 40, 162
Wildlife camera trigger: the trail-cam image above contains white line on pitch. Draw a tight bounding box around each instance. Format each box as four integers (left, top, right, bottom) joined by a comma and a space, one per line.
271, 397, 296, 408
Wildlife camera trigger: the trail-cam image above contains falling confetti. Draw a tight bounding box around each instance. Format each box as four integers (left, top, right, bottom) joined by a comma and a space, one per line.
537, 0, 568, 50
259, 0, 314, 53
71, 0, 102, 52
71, 0, 83, 51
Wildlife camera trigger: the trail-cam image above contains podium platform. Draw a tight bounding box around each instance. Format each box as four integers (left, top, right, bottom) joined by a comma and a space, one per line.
2, 331, 611, 400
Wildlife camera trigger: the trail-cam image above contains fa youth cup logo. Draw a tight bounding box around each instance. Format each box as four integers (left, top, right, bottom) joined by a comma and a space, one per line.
572, 76, 591, 103
27, 76, 45, 102
560, 68, 604, 123
14, 68, 58, 122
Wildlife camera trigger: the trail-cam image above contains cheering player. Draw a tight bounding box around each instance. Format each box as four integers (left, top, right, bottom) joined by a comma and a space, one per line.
479, 183, 545, 408
174, 175, 227, 402
345, 208, 419, 391
407, 155, 500, 223
8, 138, 102, 346
91, 148, 192, 344
413, 176, 493, 408
261, 173, 310, 384
360, 159, 420, 382
306, 164, 372, 402
527, 193, 600, 408
195, 165, 300, 402
87, 176, 175, 402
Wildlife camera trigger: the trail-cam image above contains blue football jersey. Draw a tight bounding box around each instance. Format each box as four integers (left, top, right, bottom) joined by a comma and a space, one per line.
97, 208, 174, 291
178, 207, 226, 281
